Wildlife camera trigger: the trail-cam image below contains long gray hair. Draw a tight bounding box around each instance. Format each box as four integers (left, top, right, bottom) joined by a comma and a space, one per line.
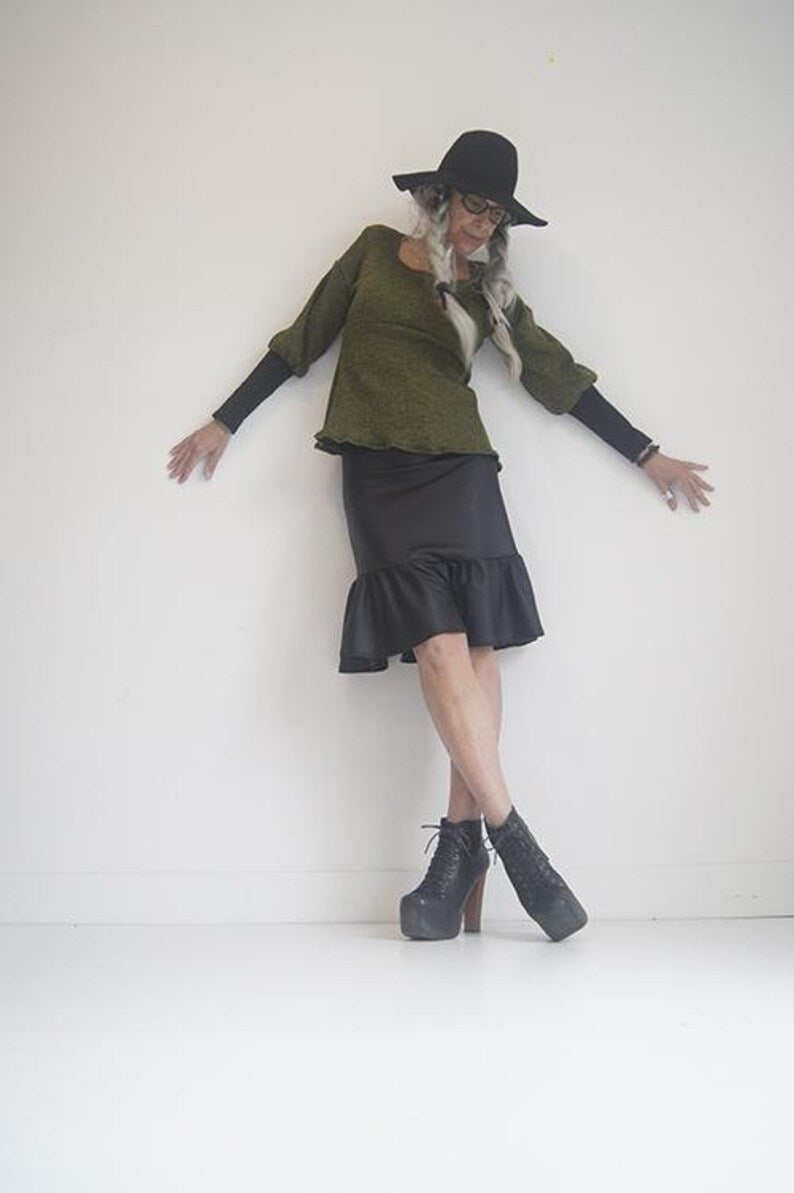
406, 183, 524, 382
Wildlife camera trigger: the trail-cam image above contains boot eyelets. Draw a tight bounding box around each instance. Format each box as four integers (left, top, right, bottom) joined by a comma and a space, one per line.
400, 817, 489, 940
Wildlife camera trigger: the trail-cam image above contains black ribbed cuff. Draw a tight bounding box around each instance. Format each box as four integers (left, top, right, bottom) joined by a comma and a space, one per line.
211, 349, 294, 434
567, 384, 653, 463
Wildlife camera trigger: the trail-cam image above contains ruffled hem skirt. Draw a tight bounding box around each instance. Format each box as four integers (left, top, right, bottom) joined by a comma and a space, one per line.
338, 446, 545, 673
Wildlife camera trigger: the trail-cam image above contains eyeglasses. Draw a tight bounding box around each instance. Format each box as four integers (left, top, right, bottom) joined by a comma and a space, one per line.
459, 192, 511, 227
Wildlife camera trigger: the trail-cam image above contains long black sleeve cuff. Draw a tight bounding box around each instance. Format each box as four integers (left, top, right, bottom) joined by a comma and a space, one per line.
566, 384, 653, 463
211, 349, 294, 434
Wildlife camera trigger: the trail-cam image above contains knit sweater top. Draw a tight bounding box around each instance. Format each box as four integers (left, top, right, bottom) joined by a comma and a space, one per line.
264, 223, 600, 472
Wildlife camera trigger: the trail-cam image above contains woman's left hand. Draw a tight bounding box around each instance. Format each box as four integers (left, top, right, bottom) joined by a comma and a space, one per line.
640, 451, 714, 512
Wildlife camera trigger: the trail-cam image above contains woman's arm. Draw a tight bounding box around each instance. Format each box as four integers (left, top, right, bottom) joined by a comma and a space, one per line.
265, 225, 370, 377
210, 224, 371, 434
211, 350, 294, 434
567, 384, 714, 511
504, 294, 658, 466
505, 293, 598, 414
566, 384, 655, 465
503, 295, 713, 509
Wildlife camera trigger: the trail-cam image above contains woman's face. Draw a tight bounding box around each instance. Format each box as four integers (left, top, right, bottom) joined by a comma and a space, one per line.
448, 188, 508, 257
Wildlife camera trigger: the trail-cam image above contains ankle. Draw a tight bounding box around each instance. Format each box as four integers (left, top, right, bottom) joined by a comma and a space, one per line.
447, 795, 481, 821
485, 804, 514, 831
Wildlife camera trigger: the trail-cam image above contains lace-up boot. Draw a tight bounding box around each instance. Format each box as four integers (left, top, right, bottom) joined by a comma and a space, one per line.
400, 816, 490, 940
485, 806, 588, 941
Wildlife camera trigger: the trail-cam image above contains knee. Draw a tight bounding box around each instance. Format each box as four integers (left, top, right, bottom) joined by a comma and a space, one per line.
413, 631, 469, 668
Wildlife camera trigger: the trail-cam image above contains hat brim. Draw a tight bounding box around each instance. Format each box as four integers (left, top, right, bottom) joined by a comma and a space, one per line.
391, 169, 548, 227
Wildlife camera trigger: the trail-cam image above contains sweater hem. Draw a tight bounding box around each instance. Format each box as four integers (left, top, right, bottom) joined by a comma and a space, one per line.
313, 434, 503, 471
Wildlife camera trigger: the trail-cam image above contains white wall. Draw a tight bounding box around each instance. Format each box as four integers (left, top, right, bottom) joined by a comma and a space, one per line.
2, 0, 792, 923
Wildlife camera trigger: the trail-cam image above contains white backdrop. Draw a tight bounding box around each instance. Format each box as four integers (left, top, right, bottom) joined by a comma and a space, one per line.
2, 0, 792, 923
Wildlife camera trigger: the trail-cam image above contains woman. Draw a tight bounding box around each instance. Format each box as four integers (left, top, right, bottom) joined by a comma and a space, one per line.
167, 130, 714, 945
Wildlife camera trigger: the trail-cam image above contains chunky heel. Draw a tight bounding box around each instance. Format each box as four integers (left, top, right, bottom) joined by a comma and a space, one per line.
463, 870, 486, 932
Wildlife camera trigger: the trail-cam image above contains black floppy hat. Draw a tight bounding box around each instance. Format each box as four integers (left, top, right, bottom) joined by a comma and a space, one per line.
391, 129, 548, 228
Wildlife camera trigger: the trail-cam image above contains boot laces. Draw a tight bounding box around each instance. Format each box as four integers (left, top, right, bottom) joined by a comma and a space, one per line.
484, 820, 563, 888
417, 822, 480, 897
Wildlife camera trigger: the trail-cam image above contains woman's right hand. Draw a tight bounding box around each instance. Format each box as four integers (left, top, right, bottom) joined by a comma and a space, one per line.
167, 418, 232, 484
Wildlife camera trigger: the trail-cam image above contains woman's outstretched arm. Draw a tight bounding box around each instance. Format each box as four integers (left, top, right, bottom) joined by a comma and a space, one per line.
566, 384, 713, 511
211, 349, 294, 434
566, 383, 653, 463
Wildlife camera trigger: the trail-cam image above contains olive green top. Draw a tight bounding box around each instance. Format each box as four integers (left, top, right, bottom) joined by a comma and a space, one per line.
267, 223, 598, 472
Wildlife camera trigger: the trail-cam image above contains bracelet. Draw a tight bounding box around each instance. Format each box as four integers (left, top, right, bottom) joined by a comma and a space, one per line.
634, 442, 660, 467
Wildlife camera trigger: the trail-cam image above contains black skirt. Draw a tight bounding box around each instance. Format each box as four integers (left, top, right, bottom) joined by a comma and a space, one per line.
338, 446, 545, 673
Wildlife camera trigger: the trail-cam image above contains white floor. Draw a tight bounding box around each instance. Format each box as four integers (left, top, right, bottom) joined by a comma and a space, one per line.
0, 917, 792, 1192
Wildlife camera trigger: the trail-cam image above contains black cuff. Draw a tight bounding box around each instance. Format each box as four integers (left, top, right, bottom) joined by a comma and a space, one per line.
567, 384, 653, 463
211, 349, 294, 434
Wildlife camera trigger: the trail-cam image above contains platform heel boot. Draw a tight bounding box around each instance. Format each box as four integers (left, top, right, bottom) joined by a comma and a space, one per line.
400, 816, 490, 940
485, 805, 588, 942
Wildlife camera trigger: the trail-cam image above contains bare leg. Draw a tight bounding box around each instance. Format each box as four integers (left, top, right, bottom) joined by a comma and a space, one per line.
413, 632, 512, 827
447, 646, 502, 821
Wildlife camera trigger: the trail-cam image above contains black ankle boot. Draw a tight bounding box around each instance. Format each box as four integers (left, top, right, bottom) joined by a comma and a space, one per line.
400, 816, 490, 940
485, 806, 588, 942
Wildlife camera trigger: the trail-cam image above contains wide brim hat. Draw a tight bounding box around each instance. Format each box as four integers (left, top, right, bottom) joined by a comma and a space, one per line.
392, 129, 548, 228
